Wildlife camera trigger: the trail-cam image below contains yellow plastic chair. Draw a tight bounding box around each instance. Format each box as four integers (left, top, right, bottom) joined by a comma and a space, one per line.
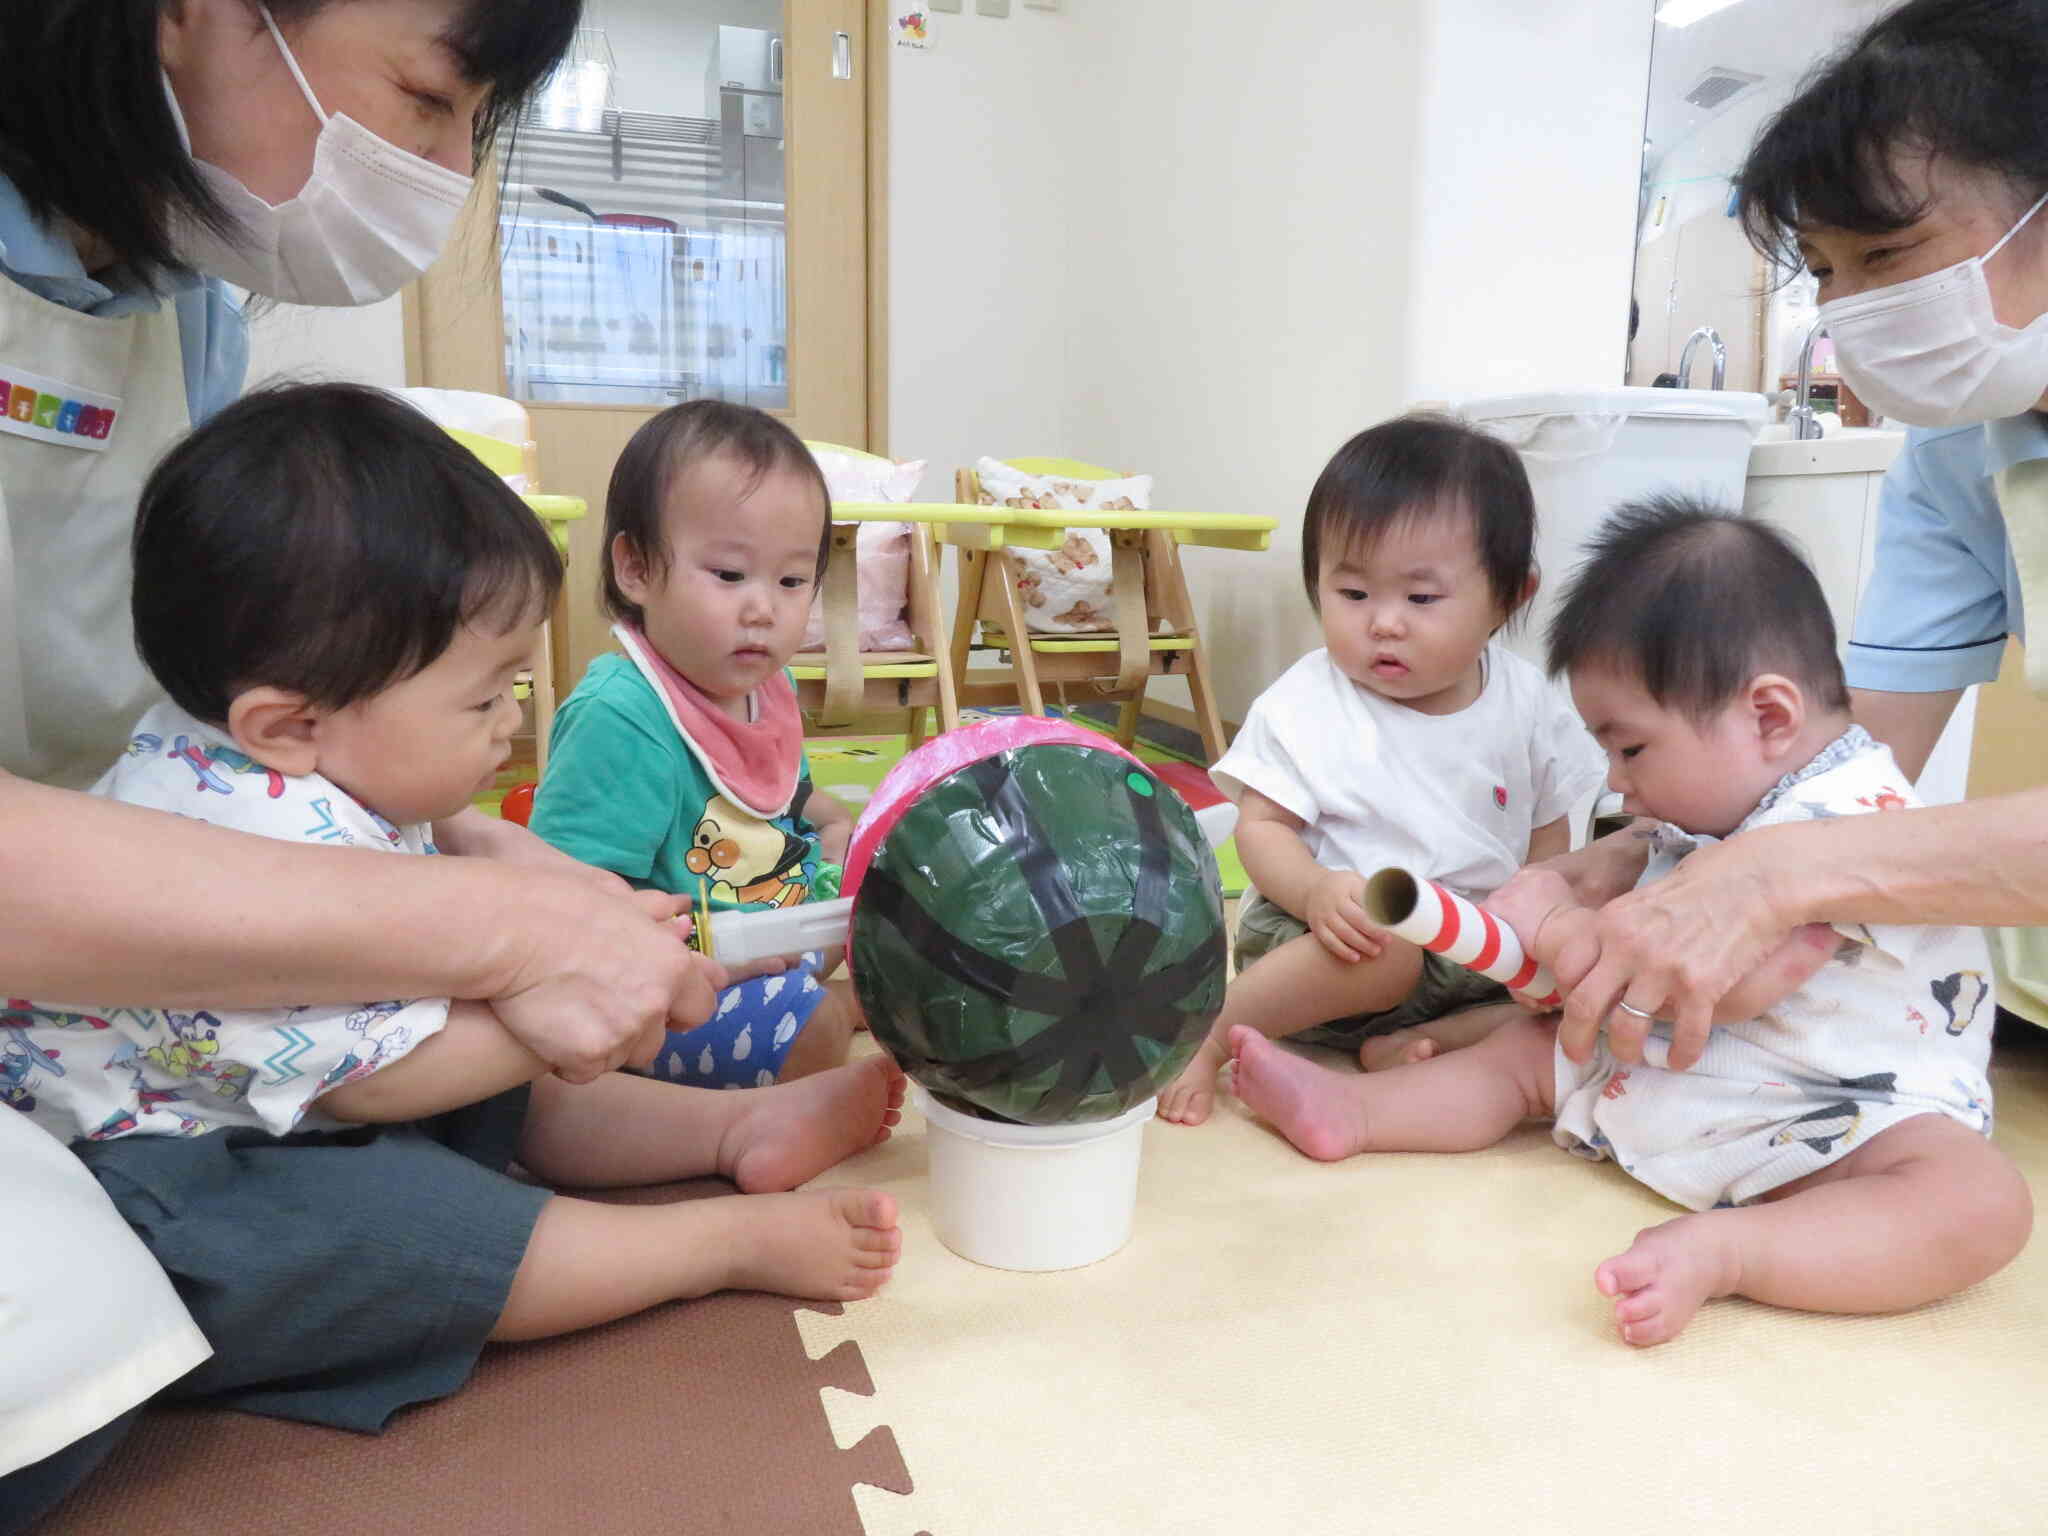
792, 440, 964, 744
948, 457, 1274, 765
443, 425, 585, 774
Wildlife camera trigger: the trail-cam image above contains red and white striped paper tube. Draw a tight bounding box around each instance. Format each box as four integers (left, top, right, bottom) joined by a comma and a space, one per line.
1363, 866, 1563, 1009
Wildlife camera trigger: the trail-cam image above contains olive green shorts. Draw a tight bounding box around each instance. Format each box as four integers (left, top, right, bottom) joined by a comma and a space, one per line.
1234, 888, 1511, 1048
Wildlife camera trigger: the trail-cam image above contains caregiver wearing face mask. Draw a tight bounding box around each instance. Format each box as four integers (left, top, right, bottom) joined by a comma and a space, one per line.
1492, 0, 2048, 1075
0, 3, 720, 1524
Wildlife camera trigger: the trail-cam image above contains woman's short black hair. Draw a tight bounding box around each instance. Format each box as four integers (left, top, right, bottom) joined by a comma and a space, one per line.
134, 381, 563, 724
1735, 0, 2048, 271
601, 399, 832, 627
1546, 495, 1850, 720
0, 0, 580, 280
1300, 413, 1535, 622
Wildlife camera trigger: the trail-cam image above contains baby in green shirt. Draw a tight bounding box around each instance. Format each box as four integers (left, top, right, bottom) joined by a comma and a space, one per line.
533, 402, 860, 1084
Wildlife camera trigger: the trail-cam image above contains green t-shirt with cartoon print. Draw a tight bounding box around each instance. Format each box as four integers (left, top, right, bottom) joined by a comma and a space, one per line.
530, 652, 822, 911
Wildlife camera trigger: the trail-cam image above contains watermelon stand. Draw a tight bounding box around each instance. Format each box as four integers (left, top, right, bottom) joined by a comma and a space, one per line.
843, 717, 1227, 1270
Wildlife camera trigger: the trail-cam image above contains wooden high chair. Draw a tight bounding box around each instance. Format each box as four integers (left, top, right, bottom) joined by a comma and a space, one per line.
947, 457, 1274, 765
789, 440, 969, 744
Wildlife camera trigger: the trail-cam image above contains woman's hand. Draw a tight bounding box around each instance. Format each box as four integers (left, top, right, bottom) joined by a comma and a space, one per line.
1559, 830, 1794, 1071
487, 878, 729, 1083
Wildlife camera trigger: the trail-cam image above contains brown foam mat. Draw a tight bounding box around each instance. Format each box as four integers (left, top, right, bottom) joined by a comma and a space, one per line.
35, 1177, 913, 1536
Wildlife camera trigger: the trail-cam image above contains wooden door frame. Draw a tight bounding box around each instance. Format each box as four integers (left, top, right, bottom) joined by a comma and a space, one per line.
401, 1, 891, 455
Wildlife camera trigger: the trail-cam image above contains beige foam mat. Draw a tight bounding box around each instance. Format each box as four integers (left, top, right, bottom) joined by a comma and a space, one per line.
803, 1030, 2048, 1536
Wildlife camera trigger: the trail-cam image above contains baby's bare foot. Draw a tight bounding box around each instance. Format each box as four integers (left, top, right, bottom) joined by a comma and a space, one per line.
1359, 1029, 1438, 1073
724, 1188, 902, 1302
721, 1054, 904, 1193
1595, 1214, 1740, 1347
1227, 1026, 1369, 1161
1159, 1038, 1227, 1125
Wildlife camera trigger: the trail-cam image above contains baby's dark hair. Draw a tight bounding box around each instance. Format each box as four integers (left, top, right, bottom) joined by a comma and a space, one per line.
1735, 0, 2048, 274
1546, 495, 1850, 719
601, 399, 832, 627
133, 382, 563, 725
1300, 414, 1535, 621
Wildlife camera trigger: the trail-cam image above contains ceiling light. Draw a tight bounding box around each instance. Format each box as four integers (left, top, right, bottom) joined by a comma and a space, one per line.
1655, 0, 1745, 26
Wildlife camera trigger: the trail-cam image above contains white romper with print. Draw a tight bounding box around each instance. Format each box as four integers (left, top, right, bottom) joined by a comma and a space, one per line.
1551, 729, 1996, 1212
4, 700, 450, 1145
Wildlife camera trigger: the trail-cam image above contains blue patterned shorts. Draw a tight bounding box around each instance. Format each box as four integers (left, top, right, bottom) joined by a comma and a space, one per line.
642, 951, 830, 1087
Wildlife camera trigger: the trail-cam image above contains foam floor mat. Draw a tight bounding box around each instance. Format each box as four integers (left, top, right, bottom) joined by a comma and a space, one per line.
796, 1029, 2048, 1536
34, 1178, 914, 1536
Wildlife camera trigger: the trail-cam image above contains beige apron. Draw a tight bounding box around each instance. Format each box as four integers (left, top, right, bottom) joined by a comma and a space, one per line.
0, 277, 191, 787
0, 275, 210, 1472
1990, 456, 2048, 1027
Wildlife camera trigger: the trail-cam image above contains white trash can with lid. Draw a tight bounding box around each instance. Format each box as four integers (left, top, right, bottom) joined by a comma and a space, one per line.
1454, 387, 1770, 668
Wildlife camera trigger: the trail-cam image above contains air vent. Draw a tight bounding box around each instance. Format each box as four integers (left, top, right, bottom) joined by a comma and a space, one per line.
1684, 67, 1764, 111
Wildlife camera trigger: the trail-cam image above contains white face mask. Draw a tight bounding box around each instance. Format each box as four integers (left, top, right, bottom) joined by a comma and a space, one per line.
1818, 190, 2048, 429
163, 6, 473, 306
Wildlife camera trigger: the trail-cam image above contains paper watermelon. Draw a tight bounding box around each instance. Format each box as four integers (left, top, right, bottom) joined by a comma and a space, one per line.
845, 718, 1226, 1126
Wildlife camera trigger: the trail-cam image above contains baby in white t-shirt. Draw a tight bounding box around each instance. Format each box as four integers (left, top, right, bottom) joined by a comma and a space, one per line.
1161, 414, 1604, 1125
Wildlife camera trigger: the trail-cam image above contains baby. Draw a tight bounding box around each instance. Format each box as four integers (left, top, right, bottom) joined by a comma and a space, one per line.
1161, 414, 1606, 1123
3, 383, 902, 1435
532, 400, 860, 1085
1228, 496, 2030, 1345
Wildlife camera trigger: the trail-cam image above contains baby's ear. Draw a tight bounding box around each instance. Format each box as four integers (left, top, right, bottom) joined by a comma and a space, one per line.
226, 687, 321, 776
1515, 567, 1540, 613
1748, 672, 1807, 757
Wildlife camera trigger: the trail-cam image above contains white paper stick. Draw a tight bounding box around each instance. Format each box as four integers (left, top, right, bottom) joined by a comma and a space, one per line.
1363, 866, 1562, 1009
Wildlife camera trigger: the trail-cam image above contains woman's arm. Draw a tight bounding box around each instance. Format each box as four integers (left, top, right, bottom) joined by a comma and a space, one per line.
0, 772, 718, 1082
1564, 785, 2048, 1071
315, 1000, 546, 1123
1850, 686, 1964, 782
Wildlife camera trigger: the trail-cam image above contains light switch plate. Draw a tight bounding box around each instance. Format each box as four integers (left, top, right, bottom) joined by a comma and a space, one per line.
928, 0, 961, 10
1022, 0, 1059, 8
975, 0, 1009, 14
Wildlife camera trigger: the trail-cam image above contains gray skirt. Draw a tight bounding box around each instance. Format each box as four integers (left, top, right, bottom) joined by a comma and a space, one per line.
73, 1088, 549, 1433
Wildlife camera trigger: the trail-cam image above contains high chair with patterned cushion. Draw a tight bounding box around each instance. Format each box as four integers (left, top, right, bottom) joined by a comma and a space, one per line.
947, 457, 1274, 765
407, 394, 585, 777
791, 441, 974, 744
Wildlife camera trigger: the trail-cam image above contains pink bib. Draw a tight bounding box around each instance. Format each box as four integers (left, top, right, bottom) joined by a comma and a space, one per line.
614, 624, 804, 818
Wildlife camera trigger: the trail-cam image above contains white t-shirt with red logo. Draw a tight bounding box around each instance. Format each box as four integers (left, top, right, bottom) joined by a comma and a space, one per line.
1211, 642, 1606, 904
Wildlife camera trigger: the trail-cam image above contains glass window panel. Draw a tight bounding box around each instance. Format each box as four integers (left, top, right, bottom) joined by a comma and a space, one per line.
500, 3, 789, 410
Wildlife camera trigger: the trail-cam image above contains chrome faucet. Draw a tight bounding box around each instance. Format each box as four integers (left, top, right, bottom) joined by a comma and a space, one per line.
1788, 321, 1829, 441
1676, 325, 1728, 391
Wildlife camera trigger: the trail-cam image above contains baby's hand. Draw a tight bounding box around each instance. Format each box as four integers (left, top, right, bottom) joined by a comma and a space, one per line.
818, 820, 852, 866
1306, 871, 1384, 963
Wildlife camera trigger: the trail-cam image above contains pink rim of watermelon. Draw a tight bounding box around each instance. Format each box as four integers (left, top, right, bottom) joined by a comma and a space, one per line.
839, 717, 1152, 966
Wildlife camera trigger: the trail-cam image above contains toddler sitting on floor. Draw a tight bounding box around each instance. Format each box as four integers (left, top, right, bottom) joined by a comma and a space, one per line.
1228, 496, 2030, 1345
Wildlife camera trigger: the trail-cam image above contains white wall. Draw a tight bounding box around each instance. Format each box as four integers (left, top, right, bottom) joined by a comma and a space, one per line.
1406, 0, 1651, 404
883, 4, 1096, 493
885, 0, 1655, 723
1066, 0, 1431, 720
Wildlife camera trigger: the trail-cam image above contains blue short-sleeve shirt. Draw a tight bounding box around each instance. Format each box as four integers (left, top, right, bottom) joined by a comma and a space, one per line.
1846, 413, 2048, 693
0, 174, 248, 425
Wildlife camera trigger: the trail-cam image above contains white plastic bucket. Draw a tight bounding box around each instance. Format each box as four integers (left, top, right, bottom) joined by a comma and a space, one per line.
916, 1085, 1155, 1272
1454, 387, 1770, 669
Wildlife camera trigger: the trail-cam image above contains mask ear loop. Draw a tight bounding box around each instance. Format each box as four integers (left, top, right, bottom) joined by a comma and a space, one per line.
259, 4, 330, 126
1984, 188, 2048, 268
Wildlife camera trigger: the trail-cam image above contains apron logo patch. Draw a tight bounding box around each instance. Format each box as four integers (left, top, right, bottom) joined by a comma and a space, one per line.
0, 365, 118, 451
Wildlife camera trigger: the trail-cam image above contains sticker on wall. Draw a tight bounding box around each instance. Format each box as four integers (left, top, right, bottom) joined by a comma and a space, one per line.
895, 8, 931, 49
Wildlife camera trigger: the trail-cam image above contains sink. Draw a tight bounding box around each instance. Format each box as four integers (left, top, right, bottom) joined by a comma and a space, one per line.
1749, 424, 1904, 477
